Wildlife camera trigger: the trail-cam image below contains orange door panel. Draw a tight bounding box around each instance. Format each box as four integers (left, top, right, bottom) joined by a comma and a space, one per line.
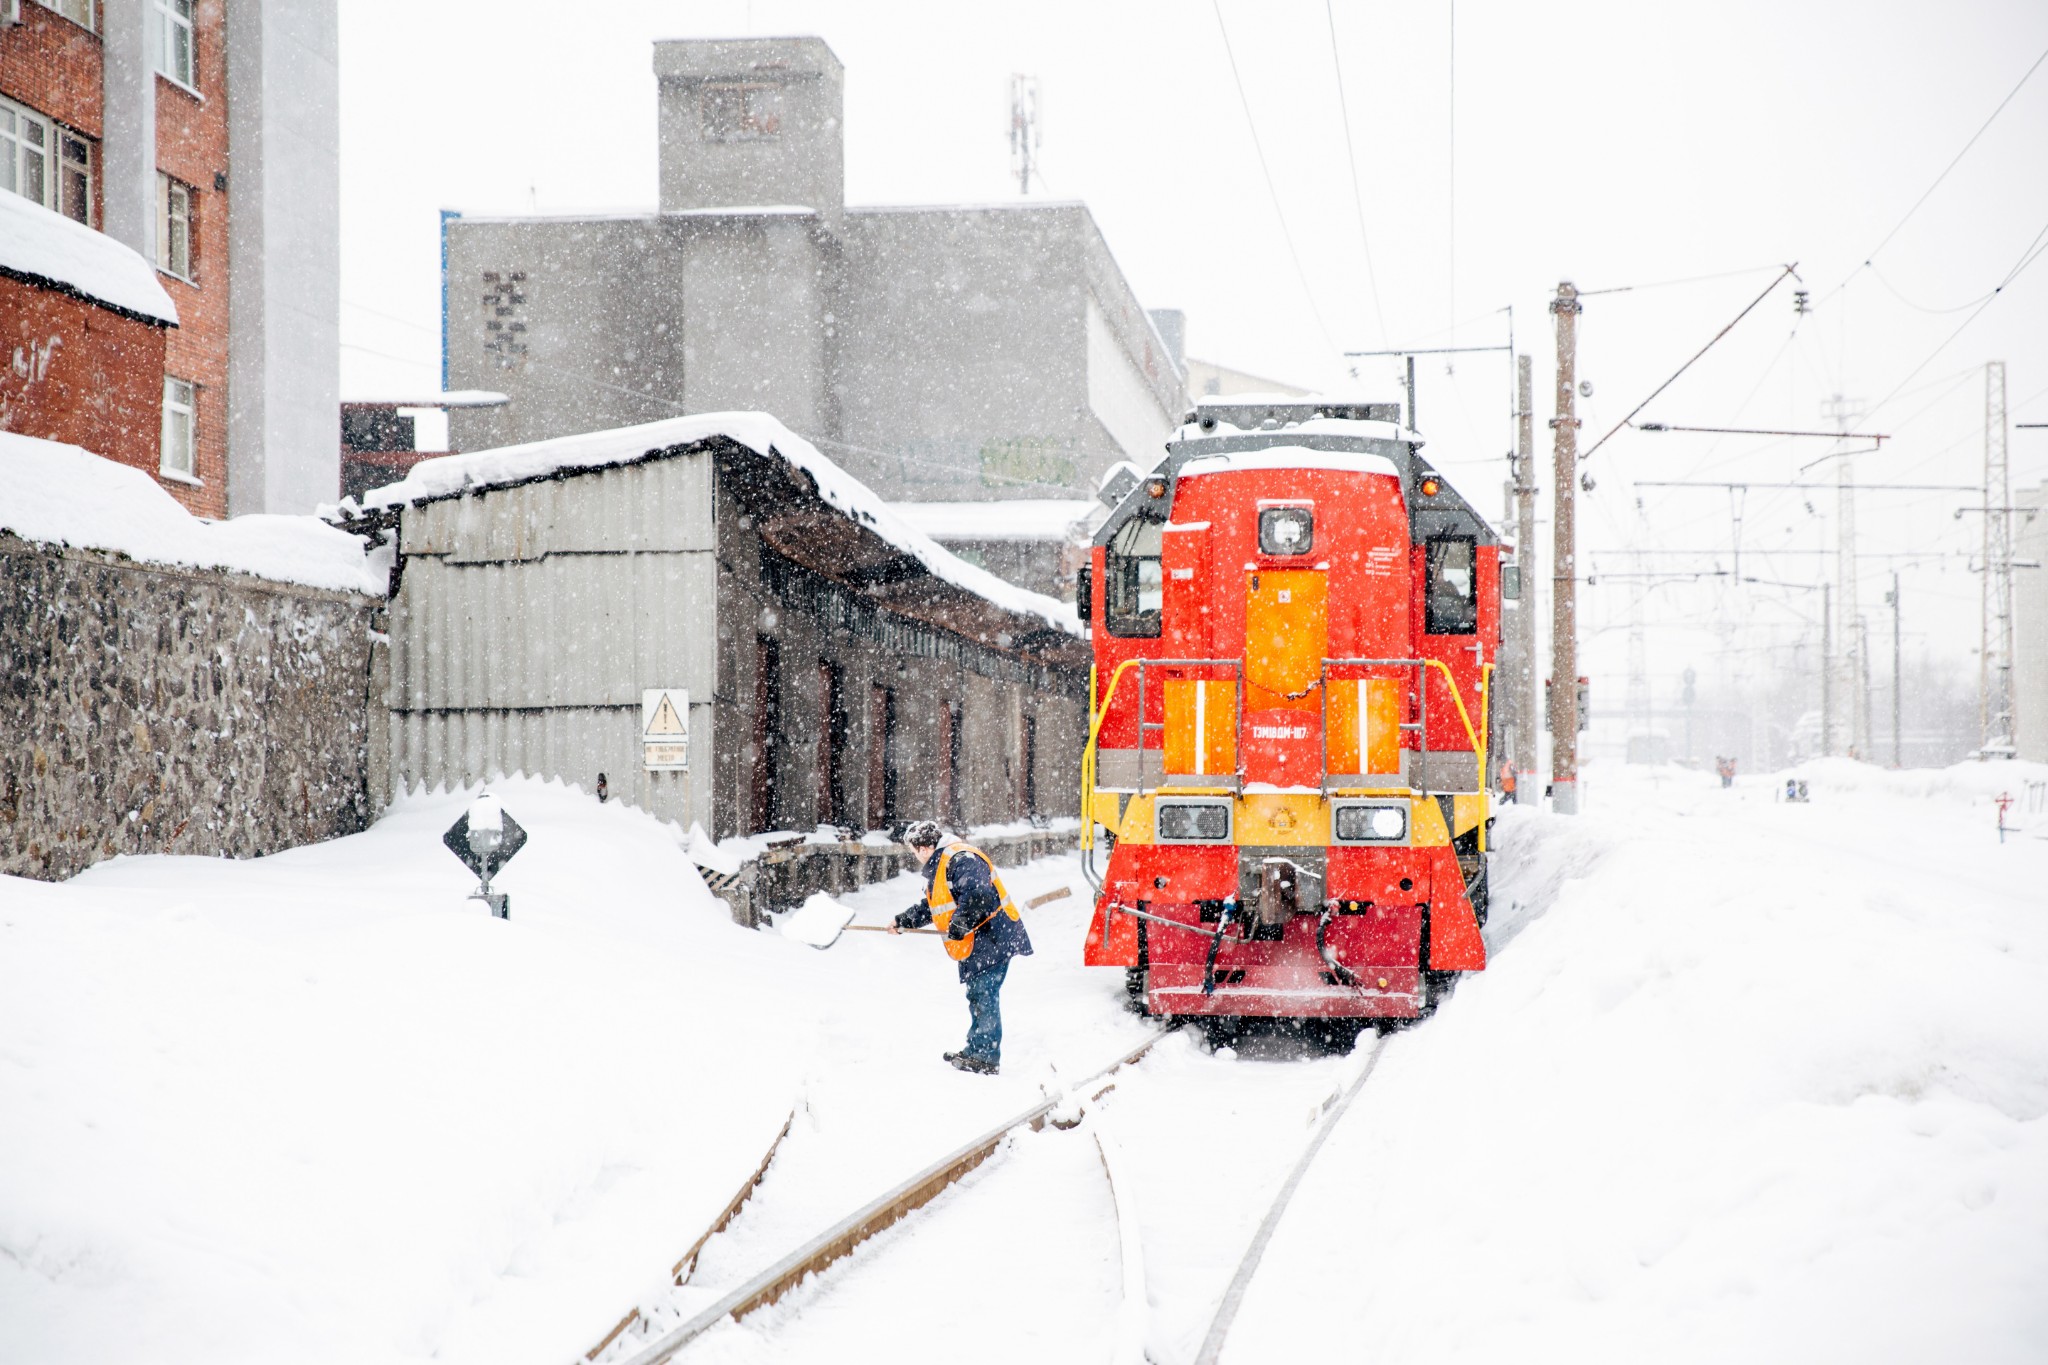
1325, 676, 1402, 776
1244, 569, 1327, 709
1164, 679, 1238, 777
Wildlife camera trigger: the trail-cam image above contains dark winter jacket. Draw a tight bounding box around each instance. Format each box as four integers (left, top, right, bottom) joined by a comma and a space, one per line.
894, 846, 1034, 980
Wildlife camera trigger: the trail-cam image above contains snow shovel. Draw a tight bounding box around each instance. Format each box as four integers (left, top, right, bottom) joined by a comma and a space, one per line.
782, 885, 1073, 950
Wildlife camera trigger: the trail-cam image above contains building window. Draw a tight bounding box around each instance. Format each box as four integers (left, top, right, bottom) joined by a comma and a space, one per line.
156, 172, 192, 279
161, 378, 196, 480
57, 129, 92, 225
700, 82, 784, 142
36, 0, 96, 29
148, 0, 194, 89
0, 96, 53, 210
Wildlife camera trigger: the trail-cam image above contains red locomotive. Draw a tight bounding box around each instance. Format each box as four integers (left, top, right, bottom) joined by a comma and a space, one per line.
1078, 398, 1504, 1033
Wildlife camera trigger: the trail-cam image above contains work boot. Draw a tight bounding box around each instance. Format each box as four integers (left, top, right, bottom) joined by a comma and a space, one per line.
948, 1053, 998, 1076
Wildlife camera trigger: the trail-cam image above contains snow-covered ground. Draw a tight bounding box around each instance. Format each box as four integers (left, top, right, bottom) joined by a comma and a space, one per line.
5, 760, 2044, 1364
0, 778, 1144, 1365
1232, 759, 2048, 1364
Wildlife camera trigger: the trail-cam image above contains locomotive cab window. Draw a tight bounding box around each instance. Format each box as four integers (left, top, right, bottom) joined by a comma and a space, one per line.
1425, 536, 1478, 634
1104, 515, 1163, 638
1258, 505, 1314, 556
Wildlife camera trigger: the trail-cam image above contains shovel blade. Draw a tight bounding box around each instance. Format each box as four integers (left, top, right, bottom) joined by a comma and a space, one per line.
779, 893, 859, 949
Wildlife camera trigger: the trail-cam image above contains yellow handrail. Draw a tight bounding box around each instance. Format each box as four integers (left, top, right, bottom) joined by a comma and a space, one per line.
1083, 654, 1496, 852
1079, 658, 1146, 851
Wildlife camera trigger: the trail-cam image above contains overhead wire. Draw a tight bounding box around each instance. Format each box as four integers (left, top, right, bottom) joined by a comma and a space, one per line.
1323, 0, 1390, 349
1821, 41, 2048, 307
1579, 264, 1800, 461
1209, 0, 1343, 355
1861, 213, 2048, 424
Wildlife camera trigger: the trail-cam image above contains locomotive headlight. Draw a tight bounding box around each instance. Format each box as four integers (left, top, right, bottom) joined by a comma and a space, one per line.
1333, 802, 1409, 845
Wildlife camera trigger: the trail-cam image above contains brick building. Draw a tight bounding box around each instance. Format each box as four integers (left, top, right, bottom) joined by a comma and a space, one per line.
0, 188, 175, 465
0, 0, 339, 516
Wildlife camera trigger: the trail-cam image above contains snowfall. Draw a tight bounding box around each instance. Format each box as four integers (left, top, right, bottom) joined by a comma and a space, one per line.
3, 761, 2045, 1364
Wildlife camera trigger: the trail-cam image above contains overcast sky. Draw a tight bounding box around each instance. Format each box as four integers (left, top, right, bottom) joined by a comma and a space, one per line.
339, 0, 2048, 697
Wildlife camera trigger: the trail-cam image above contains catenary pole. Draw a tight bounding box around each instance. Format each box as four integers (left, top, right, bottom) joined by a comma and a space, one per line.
1516, 354, 1538, 801
1821, 582, 1833, 757
1891, 571, 1902, 767
1548, 283, 1581, 814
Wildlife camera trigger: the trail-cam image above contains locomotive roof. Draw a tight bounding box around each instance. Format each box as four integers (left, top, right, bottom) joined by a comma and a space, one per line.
1093, 411, 1501, 550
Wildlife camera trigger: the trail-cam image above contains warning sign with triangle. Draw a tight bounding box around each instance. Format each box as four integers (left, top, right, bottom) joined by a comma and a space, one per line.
642, 688, 690, 771
646, 693, 686, 736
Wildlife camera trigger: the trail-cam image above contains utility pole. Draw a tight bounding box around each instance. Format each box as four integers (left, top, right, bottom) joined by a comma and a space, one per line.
1981, 360, 2015, 750
1515, 353, 1538, 799
1008, 75, 1040, 195
1548, 282, 1582, 813
1888, 571, 1902, 767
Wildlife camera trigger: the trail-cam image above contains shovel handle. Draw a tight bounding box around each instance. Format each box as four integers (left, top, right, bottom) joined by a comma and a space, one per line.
841, 925, 940, 935
1025, 886, 1074, 909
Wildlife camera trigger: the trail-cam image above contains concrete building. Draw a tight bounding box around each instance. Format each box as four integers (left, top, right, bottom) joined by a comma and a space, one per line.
2016, 478, 2047, 763
350, 414, 1090, 839
1184, 355, 1312, 402
442, 35, 1185, 505
0, 0, 338, 516
888, 498, 1096, 601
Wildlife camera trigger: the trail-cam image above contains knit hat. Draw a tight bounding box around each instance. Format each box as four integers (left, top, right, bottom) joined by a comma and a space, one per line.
902, 819, 946, 850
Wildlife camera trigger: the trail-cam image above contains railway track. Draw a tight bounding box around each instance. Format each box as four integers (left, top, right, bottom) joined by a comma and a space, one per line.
583, 1026, 1392, 1365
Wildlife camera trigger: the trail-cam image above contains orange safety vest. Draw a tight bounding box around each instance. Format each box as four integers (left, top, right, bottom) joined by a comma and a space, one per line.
1499, 761, 1516, 794
927, 842, 1023, 962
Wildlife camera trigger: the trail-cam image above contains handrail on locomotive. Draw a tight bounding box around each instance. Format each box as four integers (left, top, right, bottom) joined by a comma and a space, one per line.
1079, 654, 1494, 891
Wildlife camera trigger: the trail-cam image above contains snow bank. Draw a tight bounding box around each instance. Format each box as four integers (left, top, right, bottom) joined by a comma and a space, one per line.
0, 189, 177, 324
0, 777, 1142, 1365
0, 432, 385, 594
354, 412, 1080, 636
1233, 762, 2048, 1364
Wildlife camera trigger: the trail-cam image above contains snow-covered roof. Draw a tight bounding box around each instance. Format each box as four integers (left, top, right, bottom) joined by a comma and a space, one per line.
340, 390, 509, 409
886, 499, 1094, 544
356, 412, 1083, 638
1177, 444, 1403, 479
845, 200, 1087, 216
0, 190, 177, 326
667, 205, 817, 218
0, 432, 384, 594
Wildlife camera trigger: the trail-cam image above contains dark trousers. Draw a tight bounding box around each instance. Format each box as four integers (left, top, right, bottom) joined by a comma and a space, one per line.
963, 958, 1010, 1063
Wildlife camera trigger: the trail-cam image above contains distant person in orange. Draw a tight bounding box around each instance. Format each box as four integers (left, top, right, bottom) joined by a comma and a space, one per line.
1716, 756, 1737, 789
1499, 759, 1517, 801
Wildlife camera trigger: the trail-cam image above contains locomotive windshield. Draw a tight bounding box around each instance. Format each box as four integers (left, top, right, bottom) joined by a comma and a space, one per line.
1424, 536, 1478, 634
1104, 515, 1163, 637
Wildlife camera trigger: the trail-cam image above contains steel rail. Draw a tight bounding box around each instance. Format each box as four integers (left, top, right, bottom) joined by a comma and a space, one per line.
580, 1109, 798, 1361
1192, 1033, 1393, 1365
610, 1036, 1162, 1365
1092, 1116, 1151, 1365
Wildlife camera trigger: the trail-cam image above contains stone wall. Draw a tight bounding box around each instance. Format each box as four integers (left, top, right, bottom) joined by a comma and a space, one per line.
0, 534, 380, 880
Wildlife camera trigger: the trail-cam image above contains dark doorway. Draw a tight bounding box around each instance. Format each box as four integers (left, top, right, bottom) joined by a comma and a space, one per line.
751, 636, 782, 831
867, 684, 898, 832
1021, 713, 1038, 815
818, 661, 847, 826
